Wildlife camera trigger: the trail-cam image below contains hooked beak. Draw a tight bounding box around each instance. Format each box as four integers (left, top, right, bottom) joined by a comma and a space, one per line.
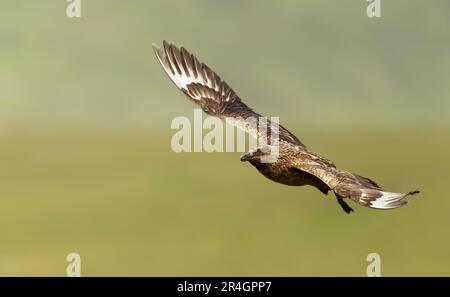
240, 153, 251, 162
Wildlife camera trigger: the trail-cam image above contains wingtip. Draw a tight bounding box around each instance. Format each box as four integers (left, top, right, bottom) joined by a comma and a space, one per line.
152, 42, 160, 50
152, 42, 166, 61
163, 40, 172, 50
152, 40, 172, 52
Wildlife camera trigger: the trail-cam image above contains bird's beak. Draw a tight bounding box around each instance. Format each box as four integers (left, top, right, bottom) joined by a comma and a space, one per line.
240, 153, 251, 162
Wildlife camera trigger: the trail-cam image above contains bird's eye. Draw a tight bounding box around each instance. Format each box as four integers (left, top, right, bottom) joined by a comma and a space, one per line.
256, 148, 261, 153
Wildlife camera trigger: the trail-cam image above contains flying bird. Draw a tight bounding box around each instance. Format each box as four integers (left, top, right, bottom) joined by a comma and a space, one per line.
152, 40, 419, 214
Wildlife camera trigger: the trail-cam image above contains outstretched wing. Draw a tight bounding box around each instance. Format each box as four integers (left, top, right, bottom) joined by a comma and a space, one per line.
152, 40, 305, 148
291, 150, 419, 209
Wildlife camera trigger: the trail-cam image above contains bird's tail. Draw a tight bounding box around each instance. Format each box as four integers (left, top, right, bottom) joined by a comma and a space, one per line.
333, 172, 420, 210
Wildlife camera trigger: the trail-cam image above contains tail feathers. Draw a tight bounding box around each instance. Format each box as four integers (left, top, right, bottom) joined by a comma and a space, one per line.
333, 171, 420, 211
367, 190, 420, 210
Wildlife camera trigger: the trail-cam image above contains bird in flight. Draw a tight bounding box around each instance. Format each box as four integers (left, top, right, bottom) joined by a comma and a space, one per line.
152, 40, 419, 214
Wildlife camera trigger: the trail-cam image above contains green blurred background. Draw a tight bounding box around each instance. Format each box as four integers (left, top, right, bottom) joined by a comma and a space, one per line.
1, 0, 449, 276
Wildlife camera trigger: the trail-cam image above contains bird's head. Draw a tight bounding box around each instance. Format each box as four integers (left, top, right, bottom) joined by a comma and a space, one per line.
240, 146, 276, 163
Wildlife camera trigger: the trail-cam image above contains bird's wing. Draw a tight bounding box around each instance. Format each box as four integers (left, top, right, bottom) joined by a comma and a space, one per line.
291, 150, 419, 209
152, 40, 306, 148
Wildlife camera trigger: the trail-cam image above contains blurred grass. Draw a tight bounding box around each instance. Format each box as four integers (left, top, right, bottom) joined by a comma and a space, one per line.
0, 127, 449, 276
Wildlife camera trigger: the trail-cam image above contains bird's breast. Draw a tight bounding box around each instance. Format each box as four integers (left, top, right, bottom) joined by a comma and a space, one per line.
252, 163, 309, 186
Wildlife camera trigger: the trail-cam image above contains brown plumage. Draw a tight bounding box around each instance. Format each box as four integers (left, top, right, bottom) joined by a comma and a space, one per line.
152, 40, 419, 214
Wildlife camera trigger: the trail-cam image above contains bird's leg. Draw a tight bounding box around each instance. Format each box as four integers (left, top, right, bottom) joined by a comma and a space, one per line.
334, 193, 354, 214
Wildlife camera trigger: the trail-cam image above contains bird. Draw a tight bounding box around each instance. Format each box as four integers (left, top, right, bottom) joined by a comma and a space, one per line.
152, 40, 419, 214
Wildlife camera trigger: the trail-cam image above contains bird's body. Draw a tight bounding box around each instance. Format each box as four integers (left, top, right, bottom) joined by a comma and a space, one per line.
248, 144, 330, 190
152, 40, 419, 214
